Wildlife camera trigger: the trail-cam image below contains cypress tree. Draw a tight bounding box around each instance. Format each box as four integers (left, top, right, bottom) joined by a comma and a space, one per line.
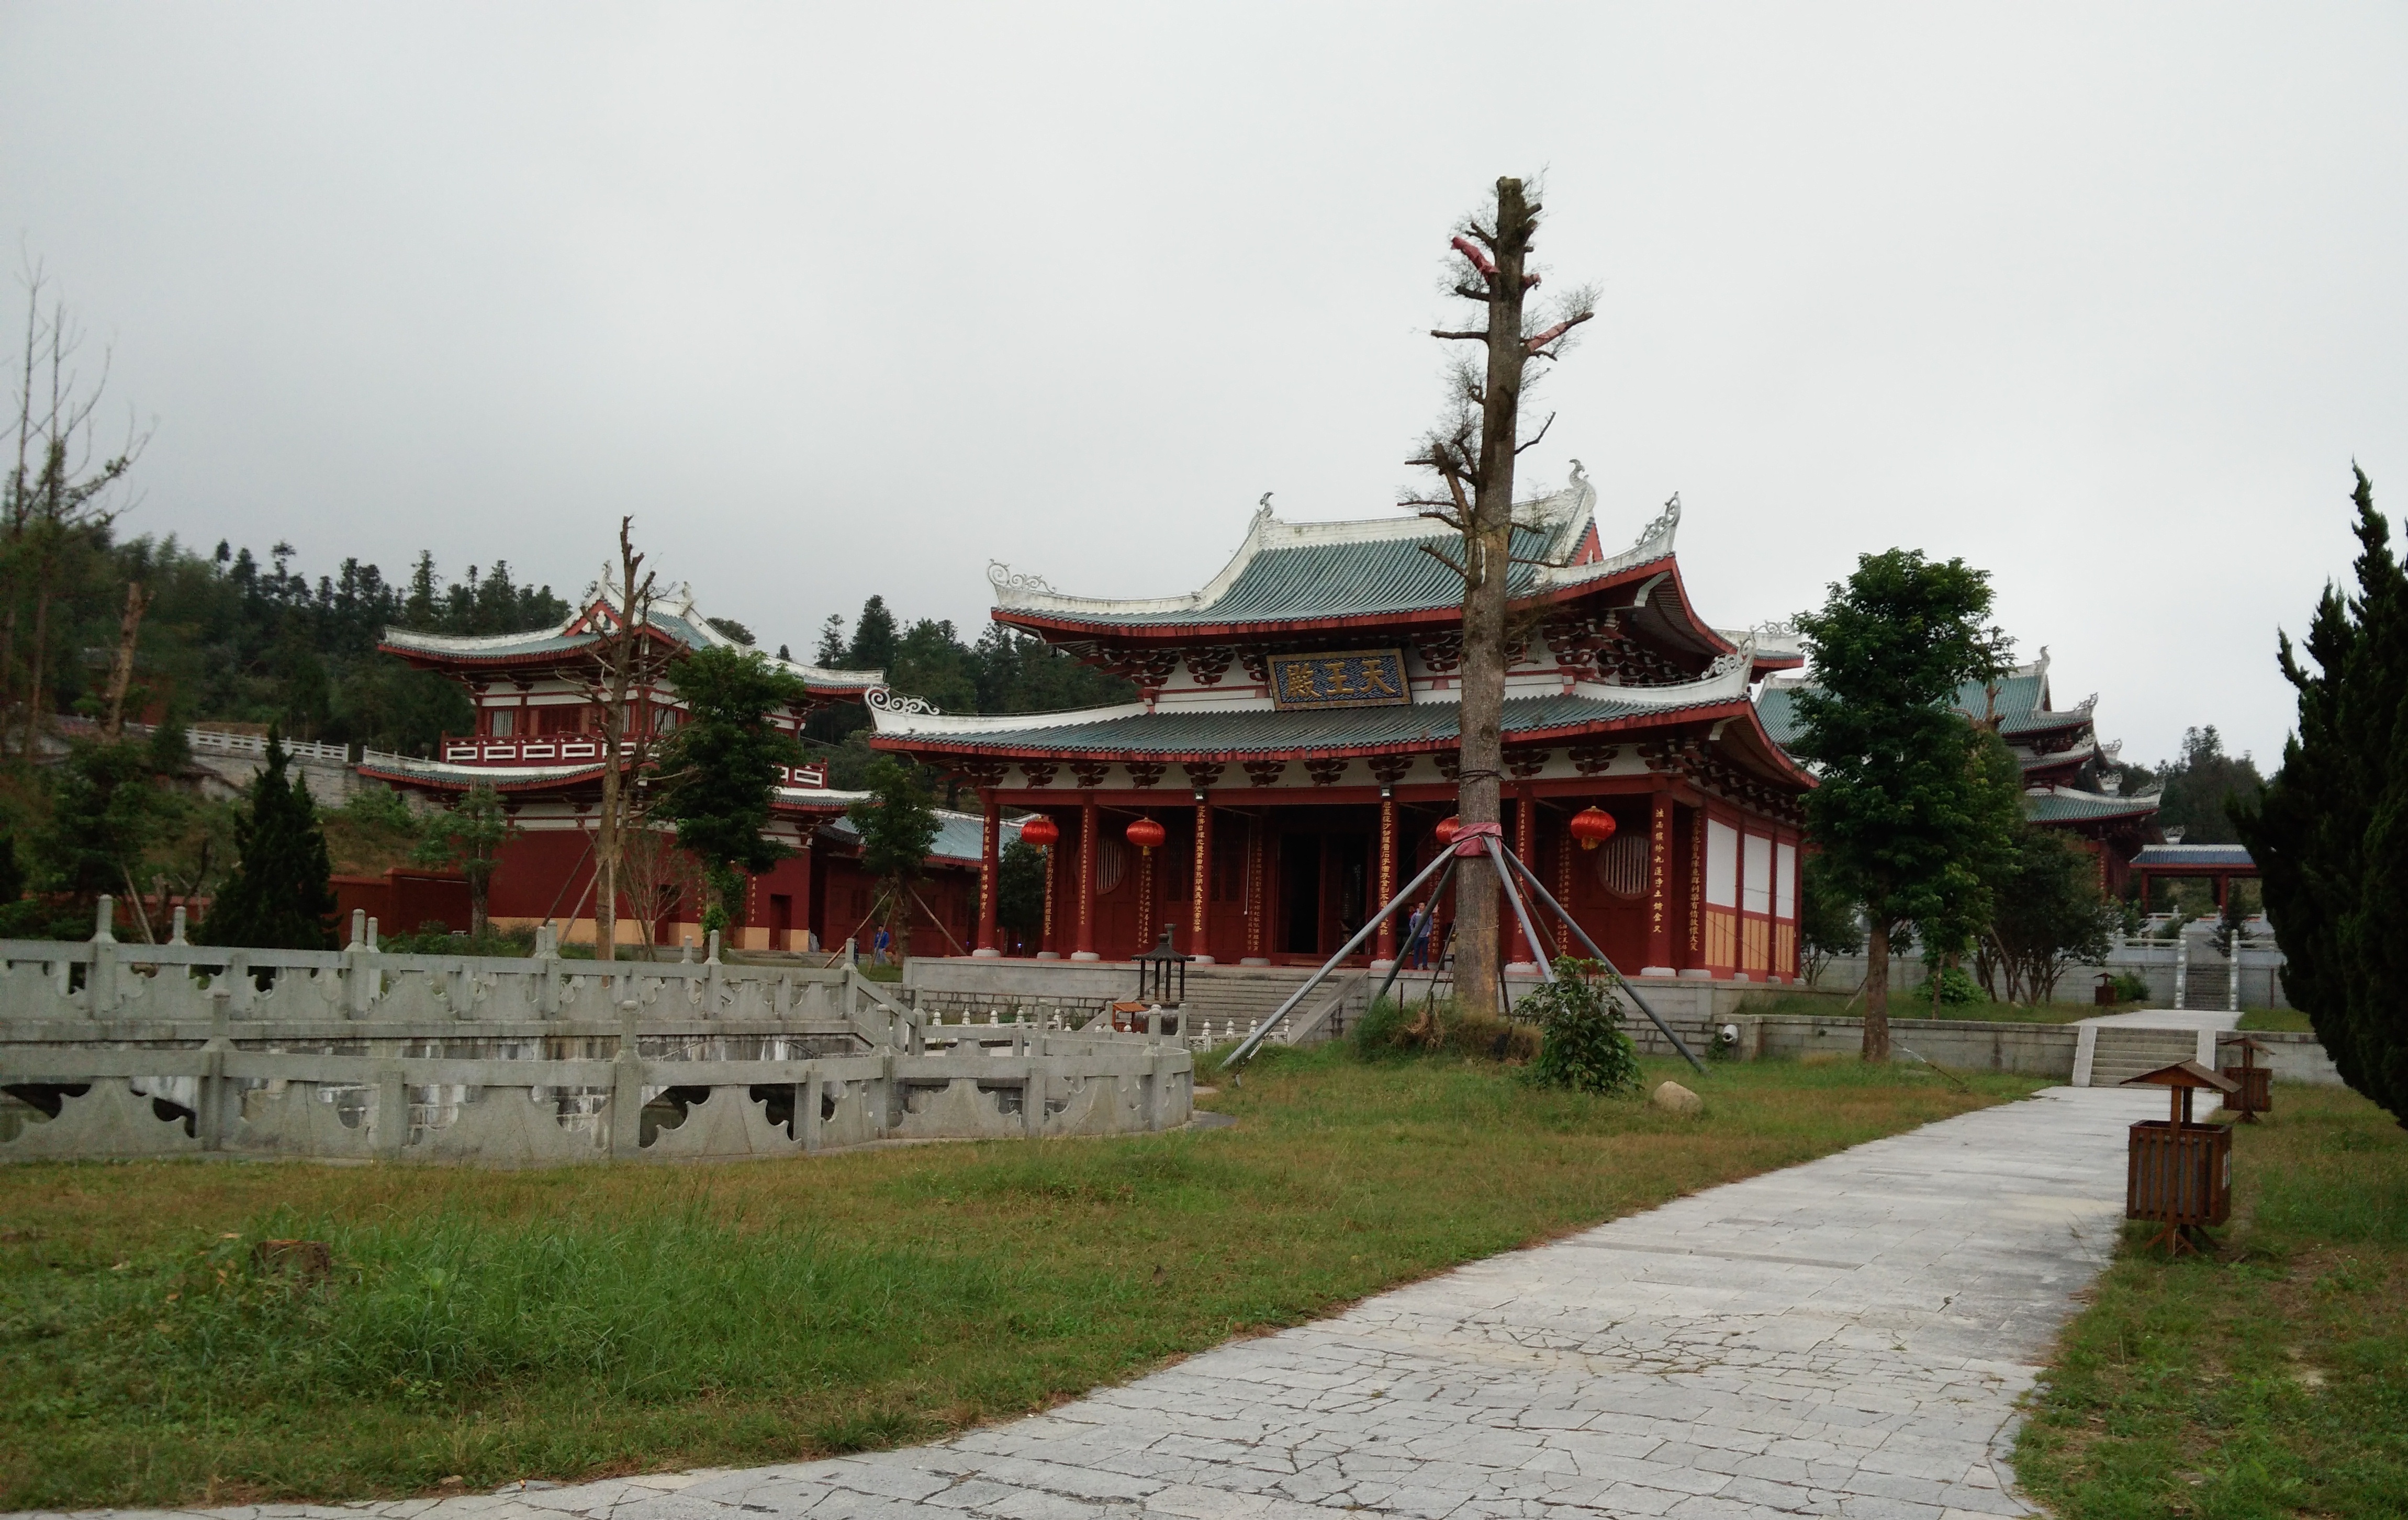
199, 728, 338, 950
2234, 466, 2408, 1123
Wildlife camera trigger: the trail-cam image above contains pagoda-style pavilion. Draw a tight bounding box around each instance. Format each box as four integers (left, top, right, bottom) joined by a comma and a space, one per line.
1756, 648, 2163, 894
868, 469, 1818, 982
365, 582, 884, 951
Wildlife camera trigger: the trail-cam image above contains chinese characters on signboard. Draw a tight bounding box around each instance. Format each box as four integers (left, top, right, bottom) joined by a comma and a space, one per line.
1264, 648, 1412, 711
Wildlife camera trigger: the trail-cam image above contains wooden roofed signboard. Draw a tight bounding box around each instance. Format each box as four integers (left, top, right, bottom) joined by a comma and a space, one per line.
1267, 648, 1410, 711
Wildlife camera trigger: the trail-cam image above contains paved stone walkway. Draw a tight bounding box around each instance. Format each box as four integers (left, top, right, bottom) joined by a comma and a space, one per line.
26, 1086, 2160, 1520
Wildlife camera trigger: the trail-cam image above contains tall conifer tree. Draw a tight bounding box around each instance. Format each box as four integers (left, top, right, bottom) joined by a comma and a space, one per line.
198, 729, 337, 949
2234, 466, 2408, 1122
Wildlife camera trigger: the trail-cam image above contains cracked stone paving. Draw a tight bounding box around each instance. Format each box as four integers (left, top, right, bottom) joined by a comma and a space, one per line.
21, 1084, 2167, 1520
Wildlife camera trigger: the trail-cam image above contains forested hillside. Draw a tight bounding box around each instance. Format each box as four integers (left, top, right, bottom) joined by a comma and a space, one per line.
17, 526, 568, 757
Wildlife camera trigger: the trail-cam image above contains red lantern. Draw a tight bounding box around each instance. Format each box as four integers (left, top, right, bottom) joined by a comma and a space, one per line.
1434, 816, 1462, 846
1570, 805, 1618, 851
1126, 816, 1167, 853
1019, 815, 1060, 848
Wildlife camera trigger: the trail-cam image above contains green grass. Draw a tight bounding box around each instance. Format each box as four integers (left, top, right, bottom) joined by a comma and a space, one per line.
1743, 989, 2097, 1024
2236, 1007, 2315, 1033
0, 1051, 2039, 1510
2014, 1083, 2408, 1518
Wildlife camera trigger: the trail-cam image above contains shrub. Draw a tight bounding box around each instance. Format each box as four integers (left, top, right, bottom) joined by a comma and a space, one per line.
2110, 971, 2151, 1005
1522, 958, 1641, 1096
1930, 965, 1985, 1006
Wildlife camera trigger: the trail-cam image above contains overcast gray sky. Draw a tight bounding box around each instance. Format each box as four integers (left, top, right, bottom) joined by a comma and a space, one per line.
6, 3, 2403, 768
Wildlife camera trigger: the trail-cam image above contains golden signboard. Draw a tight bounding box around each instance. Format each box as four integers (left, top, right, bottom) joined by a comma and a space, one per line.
1265, 648, 1411, 711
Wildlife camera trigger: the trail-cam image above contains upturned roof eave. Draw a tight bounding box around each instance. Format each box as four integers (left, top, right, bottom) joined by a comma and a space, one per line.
985, 551, 1730, 646
867, 694, 1813, 793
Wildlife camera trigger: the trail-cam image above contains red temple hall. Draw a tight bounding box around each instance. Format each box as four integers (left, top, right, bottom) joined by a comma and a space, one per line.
366, 583, 889, 951
870, 469, 1818, 982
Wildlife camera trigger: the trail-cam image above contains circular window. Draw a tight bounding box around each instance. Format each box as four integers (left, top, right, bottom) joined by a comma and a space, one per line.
1594, 829, 1648, 897
1094, 837, 1129, 896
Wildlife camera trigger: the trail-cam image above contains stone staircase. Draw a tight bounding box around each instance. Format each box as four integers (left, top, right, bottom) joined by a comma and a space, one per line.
2085, 1025, 2201, 1088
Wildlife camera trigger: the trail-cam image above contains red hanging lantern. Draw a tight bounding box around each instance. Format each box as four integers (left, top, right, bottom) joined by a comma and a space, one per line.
1434, 815, 1462, 846
1570, 805, 1618, 851
1126, 816, 1167, 854
1018, 815, 1060, 848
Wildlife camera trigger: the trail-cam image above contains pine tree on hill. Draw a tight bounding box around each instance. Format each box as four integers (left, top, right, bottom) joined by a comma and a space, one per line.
198, 729, 338, 950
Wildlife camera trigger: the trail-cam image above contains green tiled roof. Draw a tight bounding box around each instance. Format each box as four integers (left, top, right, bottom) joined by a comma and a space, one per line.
1755, 683, 1805, 748
1029, 522, 1580, 628
382, 609, 882, 687
1758, 670, 2088, 755
825, 810, 1022, 866
888, 691, 1742, 758
2023, 788, 2159, 823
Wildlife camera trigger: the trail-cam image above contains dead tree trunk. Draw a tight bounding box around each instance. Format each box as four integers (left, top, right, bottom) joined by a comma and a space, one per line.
589, 518, 657, 963
100, 580, 151, 738
1403, 177, 1592, 1018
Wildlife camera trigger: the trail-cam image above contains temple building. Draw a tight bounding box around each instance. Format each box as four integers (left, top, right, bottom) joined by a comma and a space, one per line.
867, 468, 1820, 983
1755, 649, 2164, 895
364, 582, 888, 951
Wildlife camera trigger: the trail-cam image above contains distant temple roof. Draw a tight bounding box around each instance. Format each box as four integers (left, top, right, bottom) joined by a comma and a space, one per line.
2022, 785, 2162, 825
359, 754, 871, 814
825, 808, 1024, 868
380, 579, 883, 693
2133, 843, 2256, 869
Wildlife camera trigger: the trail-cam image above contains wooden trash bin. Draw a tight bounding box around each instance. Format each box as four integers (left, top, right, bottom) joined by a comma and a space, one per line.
2217, 1033, 2275, 1122
2122, 1060, 2239, 1255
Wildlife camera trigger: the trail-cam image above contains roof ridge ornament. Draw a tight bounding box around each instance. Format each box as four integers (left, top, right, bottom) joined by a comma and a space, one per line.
987, 561, 1057, 598
866, 687, 941, 718
1632, 492, 1681, 553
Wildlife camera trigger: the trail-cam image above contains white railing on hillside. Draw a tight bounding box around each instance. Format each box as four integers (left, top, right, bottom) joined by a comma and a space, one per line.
182, 726, 412, 769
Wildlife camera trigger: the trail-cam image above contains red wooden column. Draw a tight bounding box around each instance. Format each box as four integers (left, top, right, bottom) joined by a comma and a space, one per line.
1191, 794, 1214, 963
973, 793, 1002, 957
1039, 836, 1057, 955
1243, 815, 1268, 964
1136, 831, 1156, 951
1373, 790, 1399, 966
1643, 791, 1677, 976
1554, 812, 1574, 956
1505, 791, 1538, 972
1073, 796, 1101, 960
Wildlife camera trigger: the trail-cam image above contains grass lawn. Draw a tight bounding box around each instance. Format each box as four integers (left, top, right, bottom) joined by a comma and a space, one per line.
2235, 1007, 2315, 1033
2013, 1083, 2408, 1519
1, 1051, 2037, 1511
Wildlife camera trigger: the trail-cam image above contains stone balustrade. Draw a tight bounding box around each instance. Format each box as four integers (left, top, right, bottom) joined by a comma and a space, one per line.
0, 900, 1192, 1164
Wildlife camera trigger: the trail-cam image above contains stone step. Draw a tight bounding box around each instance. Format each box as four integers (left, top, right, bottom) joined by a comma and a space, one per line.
2087, 1027, 2200, 1087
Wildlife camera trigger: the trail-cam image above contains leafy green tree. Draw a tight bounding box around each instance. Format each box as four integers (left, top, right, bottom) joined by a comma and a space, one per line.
197, 729, 337, 950
410, 783, 512, 937
996, 835, 1048, 953
1791, 549, 2013, 1059
1523, 958, 1642, 1096
2153, 725, 2266, 845
848, 757, 940, 962
1980, 827, 2116, 1005
651, 645, 809, 935
2234, 467, 2408, 1120
37, 740, 180, 926
1913, 727, 2026, 1015
1796, 851, 1862, 987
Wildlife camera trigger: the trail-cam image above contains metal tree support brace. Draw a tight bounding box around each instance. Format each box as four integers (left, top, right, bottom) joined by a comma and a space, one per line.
1220, 827, 1704, 1073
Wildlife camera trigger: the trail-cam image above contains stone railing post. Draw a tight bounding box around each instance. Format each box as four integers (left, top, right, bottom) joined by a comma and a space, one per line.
88, 895, 119, 1016
2174, 932, 2189, 1011
609, 997, 645, 1159
2229, 934, 2244, 1014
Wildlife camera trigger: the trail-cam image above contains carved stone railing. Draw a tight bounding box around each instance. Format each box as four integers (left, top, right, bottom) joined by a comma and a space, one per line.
0, 901, 1191, 1164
